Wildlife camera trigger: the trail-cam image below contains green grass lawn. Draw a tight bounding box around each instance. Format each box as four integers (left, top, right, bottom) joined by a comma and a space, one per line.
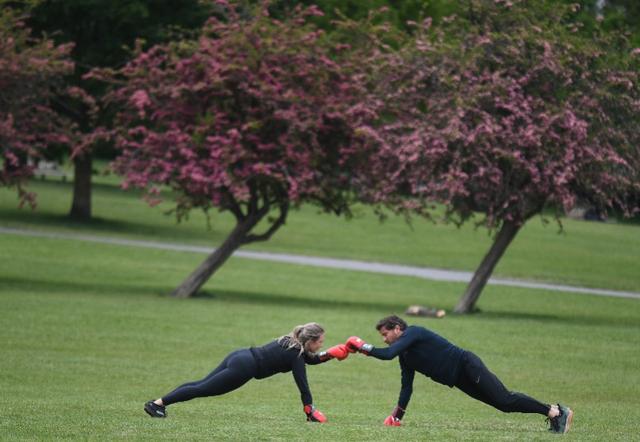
1, 177, 640, 440
1, 233, 639, 440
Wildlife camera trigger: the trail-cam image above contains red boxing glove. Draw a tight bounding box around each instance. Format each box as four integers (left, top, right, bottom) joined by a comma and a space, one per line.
304, 404, 327, 423
384, 405, 405, 426
326, 344, 349, 361
318, 344, 349, 361
345, 336, 373, 355
384, 415, 401, 426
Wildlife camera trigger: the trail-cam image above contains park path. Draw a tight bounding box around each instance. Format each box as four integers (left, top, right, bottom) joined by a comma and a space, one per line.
1, 226, 639, 300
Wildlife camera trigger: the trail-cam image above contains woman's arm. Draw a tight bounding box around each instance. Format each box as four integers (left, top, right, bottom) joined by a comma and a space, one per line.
291, 356, 313, 405
305, 344, 350, 365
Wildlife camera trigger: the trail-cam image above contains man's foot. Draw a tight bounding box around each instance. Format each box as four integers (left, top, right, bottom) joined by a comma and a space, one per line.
548, 403, 573, 434
144, 400, 167, 418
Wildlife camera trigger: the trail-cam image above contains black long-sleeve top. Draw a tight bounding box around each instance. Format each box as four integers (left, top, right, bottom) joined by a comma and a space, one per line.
368, 325, 465, 409
249, 338, 325, 405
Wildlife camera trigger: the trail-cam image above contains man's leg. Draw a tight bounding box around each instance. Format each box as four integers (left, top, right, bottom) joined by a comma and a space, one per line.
454, 351, 550, 415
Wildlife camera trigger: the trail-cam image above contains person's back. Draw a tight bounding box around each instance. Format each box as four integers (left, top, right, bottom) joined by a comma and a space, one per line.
370, 325, 465, 386
250, 338, 303, 379
402, 326, 464, 386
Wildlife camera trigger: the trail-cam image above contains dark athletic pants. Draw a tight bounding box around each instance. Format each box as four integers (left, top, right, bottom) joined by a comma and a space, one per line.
454, 351, 550, 415
162, 349, 258, 406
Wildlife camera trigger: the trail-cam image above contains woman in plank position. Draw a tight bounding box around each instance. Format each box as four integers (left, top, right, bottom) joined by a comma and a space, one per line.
145, 322, 349, 422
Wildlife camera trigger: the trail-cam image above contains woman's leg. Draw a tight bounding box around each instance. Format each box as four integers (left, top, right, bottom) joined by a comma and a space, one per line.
454, 351, 550, 415
161, 349, 257, 406
163, 350, 238, 393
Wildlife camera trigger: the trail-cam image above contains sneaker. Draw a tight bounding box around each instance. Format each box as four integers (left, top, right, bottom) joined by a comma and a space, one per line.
144, 401, 167, 418
547, 404, 573, 434
556, 404, 573, 434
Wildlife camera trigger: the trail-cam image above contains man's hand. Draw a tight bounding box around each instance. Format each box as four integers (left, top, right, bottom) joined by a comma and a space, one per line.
383, 415, 401, 426
383, 405, 405, 426
345, 336, 373, 355
304, 404, 327, 423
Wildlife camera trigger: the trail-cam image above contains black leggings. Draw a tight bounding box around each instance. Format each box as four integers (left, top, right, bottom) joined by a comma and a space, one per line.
162, 349, 258, 406
454, 351, 550, 416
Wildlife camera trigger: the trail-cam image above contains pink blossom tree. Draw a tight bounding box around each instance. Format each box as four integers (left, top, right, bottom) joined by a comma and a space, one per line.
362, 0, 640, 312
0, 9, 74, 206
97, 2, 375, 298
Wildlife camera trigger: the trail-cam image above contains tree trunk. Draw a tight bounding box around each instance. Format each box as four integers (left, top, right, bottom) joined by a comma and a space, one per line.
171, 216, 259, 298
69, 153, 92, 220
454, 220, 522, 314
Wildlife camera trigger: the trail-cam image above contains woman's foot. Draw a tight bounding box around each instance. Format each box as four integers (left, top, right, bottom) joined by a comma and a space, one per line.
144, 400, 167, 418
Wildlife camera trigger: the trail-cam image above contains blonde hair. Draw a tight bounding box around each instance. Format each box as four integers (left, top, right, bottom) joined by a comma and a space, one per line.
278, 322, 325, 355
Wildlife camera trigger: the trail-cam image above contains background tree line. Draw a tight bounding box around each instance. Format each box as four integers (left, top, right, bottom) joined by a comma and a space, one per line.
1, 0, 638, 311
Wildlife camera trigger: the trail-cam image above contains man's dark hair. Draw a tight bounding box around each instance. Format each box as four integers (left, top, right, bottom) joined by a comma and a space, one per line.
375, 315, 407, 331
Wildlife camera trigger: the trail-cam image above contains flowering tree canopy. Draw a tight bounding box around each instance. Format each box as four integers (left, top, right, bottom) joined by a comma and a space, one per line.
361, 0, 640, 312
0, 9, 74, 206
97, 1, 375, 297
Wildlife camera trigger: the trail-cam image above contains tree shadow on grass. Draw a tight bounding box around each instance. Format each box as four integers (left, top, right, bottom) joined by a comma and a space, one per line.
1, 208, 138, 231
2, 276, 169, 299
196, 288, 403, 312
471, 309, 640, 329
0, 207, 225, 244
2, 277, 402, 312
4, 277, 637, 328
1, 181, 226, 241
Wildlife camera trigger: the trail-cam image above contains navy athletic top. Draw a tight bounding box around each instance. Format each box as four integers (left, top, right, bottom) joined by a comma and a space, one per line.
368, 326, 465, 409
249, 338, 325, 405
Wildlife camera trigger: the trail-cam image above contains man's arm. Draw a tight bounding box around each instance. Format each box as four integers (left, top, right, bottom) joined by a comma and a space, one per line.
368, 327, 420, 360
384, 356, 414, 426
398, 356, 415, 410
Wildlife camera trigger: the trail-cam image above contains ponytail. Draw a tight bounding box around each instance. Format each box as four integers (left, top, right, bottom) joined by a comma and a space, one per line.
278, 322, 325, 355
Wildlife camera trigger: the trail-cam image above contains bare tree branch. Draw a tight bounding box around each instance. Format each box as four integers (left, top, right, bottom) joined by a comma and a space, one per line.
242, 201, 289, 244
